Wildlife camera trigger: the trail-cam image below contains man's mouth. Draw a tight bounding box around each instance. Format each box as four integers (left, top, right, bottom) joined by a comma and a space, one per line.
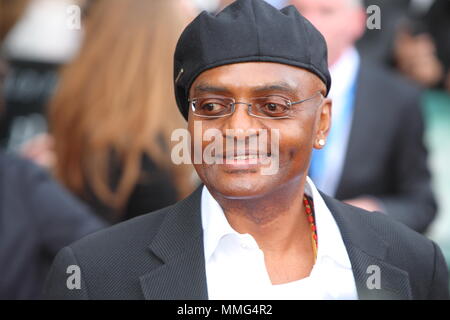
223, 152, 271, 161
212, 151, 273, 167
229, 154, 259, 161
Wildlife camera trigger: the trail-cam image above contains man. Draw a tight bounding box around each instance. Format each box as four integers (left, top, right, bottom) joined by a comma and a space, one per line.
44, 0, 448, 299
292, 0, 436, 233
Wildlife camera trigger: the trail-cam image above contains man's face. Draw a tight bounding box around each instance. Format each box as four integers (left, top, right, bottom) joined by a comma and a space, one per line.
292, 0, 366, 64
188, 62, 331, 200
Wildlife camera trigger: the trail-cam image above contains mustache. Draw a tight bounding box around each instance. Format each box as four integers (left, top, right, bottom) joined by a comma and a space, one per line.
216, 130, 274, 158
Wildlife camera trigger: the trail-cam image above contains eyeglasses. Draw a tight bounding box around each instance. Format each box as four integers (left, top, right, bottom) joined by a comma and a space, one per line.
189, 91, 323, 119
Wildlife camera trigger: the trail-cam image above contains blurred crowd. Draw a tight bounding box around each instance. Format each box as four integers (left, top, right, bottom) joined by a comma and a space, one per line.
0, 0, 449, 299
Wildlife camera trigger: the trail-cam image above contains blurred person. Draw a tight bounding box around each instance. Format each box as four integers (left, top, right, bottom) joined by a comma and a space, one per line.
356, 0, 449, 90
393, 0, 450, 90
44, 0, 448, 300
19, 132, 55, 169
0, 147, 106, 300
0, 0, 84, 150
0, 59, 6, 108
355, 0, 418, 65
201, 0, 287, 13
424, 0, 450, 91
49, 0, 197, 223
393, 23, 444, 88
0, 1, 105, 300
2, 0, 83, 63
422, 83, 450, 283
292, 0, 436, 233
446, 74, 450, 93
356, 0, 440, 70
413, 0, 450, 276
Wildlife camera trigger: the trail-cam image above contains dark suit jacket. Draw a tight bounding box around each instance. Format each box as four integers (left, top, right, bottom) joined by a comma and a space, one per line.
43, 185, 449, 300
335, 59, 436, 233
0, 152, 105, 299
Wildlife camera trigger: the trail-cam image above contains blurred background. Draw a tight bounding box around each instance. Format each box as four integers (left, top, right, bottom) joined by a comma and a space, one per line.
0, 0, 449, 299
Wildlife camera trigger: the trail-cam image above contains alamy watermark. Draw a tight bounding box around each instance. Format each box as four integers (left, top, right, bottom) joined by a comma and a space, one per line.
66, 265, 81, 290
66, 5, 81, 30
366, 5, 381, 30
65, 4, 381, 31
171, 121, 280, 175
366, 265, 381, 290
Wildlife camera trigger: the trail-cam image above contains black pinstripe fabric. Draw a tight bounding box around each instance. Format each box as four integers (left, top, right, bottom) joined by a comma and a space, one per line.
43, 186, 449, 300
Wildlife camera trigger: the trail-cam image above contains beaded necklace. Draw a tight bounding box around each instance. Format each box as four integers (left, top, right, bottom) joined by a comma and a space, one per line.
303, 195, 318, 262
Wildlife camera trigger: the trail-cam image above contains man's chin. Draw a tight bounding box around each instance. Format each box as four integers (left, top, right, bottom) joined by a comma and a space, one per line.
207, 176, 276, 200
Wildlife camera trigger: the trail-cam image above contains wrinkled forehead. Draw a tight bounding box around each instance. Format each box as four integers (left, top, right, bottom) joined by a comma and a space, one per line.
189, 62, 325, 98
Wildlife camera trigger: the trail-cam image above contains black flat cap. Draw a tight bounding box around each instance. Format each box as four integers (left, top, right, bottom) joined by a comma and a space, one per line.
174, 0, 331, 120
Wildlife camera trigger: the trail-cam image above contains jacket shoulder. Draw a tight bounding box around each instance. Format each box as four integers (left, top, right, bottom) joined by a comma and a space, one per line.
69, 204, 175, 254
360, 206, 448, 299
331, 195, 436, 260
324, 195, 448, 299
44, 186, 204, 299
44, 204, 178, 299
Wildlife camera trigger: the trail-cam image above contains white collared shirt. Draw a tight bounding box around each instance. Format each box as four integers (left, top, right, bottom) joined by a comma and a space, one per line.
201, 177, 358, 300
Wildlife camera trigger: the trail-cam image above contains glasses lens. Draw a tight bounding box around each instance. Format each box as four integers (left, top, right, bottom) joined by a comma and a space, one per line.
251, 96, 290, 118
193, 97, 233, 117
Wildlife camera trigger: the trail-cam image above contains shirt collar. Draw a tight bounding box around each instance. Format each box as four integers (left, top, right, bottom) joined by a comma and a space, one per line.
201, 186, 239, 262
329, 46, 360, 100
201, 178, 352, 269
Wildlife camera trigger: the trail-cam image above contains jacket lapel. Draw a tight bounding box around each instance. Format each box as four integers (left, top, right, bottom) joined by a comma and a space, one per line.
322, 193, 412, 299
138, 183, 412, 299
139, 186, 208, 300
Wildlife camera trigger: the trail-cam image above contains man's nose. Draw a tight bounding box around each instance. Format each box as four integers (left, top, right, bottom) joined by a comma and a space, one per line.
221, 102, 263, 150
223, 102, 258, 133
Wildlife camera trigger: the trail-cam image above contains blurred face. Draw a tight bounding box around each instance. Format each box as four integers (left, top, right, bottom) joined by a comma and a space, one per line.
292, 0, 366, 65
188, 62, 331, 200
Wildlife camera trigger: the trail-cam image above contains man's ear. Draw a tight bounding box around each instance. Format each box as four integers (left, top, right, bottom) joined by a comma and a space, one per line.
314, 97, 332, 150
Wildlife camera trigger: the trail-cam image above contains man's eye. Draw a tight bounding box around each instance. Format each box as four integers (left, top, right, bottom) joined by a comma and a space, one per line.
197, 100, 228, 115
266, 103, 280, 111
201, 103, 224, 111
262, 103, 287, 114
202, 103, 220, 111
